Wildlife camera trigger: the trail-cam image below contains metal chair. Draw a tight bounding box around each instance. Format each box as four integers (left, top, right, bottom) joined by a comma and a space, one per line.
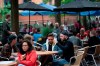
36, 60, 41, 66
87, 45, 100, 66
93, 45, 100, 57
64, 51, 84, 66
80, 46, 89, 66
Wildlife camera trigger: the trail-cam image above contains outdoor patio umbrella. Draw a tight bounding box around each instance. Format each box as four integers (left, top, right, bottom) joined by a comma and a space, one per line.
91, 2, 100, 16
54, 1, 100, 26
66, 11, 96, 16
54, 1, 100, 12
19, 1, 50, 33
19, 10, 41, 16
91, 10, 100, 16
39, 2, 57, 23
65, 2, 100, 16
19, 2, 57, 16
19, 2, 50, 11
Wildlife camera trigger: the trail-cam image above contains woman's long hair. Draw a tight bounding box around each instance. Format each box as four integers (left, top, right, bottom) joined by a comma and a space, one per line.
19, 40, 33, 54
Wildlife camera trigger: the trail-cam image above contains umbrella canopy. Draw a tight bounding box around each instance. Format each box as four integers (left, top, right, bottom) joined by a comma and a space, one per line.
19, 1, 51, 33
94, 2, 100, 7
19, 10, 41, 16
38, 2, 57, 15
91, 10, 100, 16
19, 2, 57, 16
19, 1, 50, 11
39, 2, 57, 11
37, 11, 57, 15
19, 10, 57, 16
66, 11, 96, 16
54, 1, 100, 12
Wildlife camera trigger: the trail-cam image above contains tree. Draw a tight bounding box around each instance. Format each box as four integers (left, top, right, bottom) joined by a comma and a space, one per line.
11, 0, 19, 34
43, 0, 52, 4
55, 0, 61, 25
0, 2, 11, 22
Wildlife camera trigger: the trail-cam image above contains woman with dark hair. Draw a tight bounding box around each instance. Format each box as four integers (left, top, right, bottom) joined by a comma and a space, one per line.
16, 40, 37, 66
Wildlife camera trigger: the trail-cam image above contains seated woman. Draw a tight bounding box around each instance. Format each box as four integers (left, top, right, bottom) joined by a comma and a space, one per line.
16, 40, 37, 66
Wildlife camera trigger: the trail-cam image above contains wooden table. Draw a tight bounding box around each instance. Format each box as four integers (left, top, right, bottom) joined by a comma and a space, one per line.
36, 51, 58, 55
12, 51, 58, 56
0, 61, 17, 66
36, 51, 58, 66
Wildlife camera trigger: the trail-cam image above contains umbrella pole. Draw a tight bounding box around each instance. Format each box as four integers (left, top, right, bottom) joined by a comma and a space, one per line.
79, 12, 81, 22
42, 15, 44, 24
78, 12, 81, 29
78, 12, 81, 24
29, 10, 30, 34
88, 11, 91, 29
64, 12, 65, 23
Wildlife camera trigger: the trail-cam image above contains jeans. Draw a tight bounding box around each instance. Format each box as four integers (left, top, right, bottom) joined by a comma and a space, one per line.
53, 59, 69, 66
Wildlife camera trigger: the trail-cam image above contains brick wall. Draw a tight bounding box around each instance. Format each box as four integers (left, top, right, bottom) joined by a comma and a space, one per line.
0, 0, 4, 8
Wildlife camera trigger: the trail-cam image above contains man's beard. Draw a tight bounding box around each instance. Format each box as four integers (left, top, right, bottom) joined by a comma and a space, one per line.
48, 42, 53, 44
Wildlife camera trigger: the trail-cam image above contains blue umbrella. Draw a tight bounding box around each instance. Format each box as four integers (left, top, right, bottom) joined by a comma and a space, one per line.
20, 3, 57, 16
38, 3, 57, 15
19, 1, 50, 33
39, 3, 56, 11
66, 11, 96, 16
38, 3, 57, 22
19, 3, 57, 23
19, 10, 57, 16
91, 10, 100, 16
19, 10, 41, 16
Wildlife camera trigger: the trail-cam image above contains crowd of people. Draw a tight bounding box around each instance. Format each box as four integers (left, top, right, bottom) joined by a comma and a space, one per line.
0, 15, 100, 66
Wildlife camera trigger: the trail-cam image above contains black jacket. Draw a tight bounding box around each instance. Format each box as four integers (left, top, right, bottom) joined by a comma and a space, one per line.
87, 36, 100, 54
88, 36, 100, 46
57, 39, 74, 62
2, 21, 10, 37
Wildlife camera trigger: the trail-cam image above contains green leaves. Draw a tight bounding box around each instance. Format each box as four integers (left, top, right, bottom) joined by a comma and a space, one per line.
0, 2, 11, 22
96, 0, 100, 2
61, 0, 75, 4
43, 0, 50, 3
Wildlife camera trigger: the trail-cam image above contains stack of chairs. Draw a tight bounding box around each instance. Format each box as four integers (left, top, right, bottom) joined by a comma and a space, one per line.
64, 44, 100, 66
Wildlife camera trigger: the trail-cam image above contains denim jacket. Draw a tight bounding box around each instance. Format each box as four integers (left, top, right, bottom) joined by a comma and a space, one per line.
42, 42, 63, 59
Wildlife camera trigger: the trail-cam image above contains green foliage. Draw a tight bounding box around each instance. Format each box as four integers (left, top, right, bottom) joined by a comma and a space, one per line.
61, 0, 75, 4
41, 26, 53, 37
43, 0, 75, 4
0, 2, 11, 22
43, 0, 50, 3
96, 0, 100, 2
